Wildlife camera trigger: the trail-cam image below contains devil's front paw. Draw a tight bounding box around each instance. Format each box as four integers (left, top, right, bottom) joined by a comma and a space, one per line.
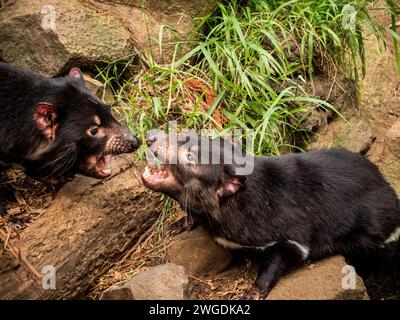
168, 217, 191, 235
241, 286, 263, 300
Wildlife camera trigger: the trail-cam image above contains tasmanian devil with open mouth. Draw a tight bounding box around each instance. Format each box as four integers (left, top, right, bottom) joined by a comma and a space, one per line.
0, 62, 139, 212
142, 130, 400, 300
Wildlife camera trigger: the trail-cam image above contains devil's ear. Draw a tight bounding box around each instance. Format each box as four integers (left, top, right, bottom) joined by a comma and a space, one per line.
67, 67, 85, 87
216, 166, 246, 198
216, 176, 245, 198
34, 103, 58, 140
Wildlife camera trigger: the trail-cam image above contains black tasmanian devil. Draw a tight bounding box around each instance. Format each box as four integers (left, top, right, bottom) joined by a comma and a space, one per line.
0, 62, 139, 211
142, 130, 400, 299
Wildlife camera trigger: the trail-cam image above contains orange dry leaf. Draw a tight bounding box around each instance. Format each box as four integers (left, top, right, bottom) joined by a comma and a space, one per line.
183, 78, 224, 131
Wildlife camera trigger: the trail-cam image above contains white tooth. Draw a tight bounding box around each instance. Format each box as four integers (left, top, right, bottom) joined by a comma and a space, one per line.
144, 166, 150, 177
103, 169, 112, 175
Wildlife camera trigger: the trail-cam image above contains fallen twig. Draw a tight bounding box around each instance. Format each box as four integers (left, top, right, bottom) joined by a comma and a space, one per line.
0, 227, 41, 281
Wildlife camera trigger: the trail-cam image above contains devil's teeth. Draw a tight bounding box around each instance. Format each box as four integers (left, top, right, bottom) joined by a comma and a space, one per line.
103, 169, 112, 175
144, 166, 151, 177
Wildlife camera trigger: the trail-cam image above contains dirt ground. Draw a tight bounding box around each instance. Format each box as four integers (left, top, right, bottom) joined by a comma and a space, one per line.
0, 170, 55, 230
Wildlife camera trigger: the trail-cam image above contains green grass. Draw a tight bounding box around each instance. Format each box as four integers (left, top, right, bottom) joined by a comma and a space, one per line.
96, 0, 399, 157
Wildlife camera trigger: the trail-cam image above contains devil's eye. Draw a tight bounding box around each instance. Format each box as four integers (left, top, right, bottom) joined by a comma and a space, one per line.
186, 153, 194, 162
89, 127, 99, 136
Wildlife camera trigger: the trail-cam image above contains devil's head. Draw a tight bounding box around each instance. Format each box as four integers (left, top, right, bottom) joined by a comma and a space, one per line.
23, 68, 140, 181
142, 130, 247, 215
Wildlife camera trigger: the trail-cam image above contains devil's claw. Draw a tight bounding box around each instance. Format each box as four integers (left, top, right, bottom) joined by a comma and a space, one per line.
168, 216, 193, 235
241, 286, 263, 300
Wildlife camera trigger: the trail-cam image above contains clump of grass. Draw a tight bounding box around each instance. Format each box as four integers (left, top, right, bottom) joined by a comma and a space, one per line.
248, 0, 386, 81
96, 0, 399, 157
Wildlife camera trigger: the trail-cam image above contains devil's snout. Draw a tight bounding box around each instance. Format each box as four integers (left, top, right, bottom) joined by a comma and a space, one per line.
126, 133, 140, 151
106, 129, 141, 155
124, 132, 141, 152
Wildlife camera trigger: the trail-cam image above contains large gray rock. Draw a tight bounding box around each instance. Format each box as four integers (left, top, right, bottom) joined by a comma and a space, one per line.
0, 0, 133, 75
342, 121, 376, 154
101, 263, 191, 300
267, 256, 369, 300
93, 0, 218, 64
0, 0, 218, 74
168, 225, 233, 276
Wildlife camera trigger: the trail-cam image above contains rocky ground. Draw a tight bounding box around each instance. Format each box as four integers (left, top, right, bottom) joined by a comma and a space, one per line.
0, 0, 217, 75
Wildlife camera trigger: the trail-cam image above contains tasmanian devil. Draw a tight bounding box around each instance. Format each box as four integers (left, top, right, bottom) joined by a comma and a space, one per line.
0, 62, 139, 212
142, 130, 400, 300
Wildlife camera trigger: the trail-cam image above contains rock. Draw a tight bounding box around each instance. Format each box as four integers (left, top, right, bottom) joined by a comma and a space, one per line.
0, 0, 133, 75
0, 0, 218, 74
101, 263, 191, 300
267, 256, 369, 300
0, 158, 165, 299
384, 119, 400, 157
298, 108, 329, 133
101, 287, 134, 300
342, 121, 376, 154
311, 75, 358, 112
82, 73, 115, 105
93, 0, 219, 64
168, 225, 233, 276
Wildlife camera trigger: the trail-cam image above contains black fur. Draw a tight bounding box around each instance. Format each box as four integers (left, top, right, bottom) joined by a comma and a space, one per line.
143, 132, 400, 299
0, 62, 139, 213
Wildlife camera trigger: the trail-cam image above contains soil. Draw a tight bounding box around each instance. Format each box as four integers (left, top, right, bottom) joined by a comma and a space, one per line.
0, 170, 56, 230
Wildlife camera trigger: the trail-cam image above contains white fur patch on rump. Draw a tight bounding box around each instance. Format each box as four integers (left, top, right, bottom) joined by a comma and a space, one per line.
384, 226, 400, 244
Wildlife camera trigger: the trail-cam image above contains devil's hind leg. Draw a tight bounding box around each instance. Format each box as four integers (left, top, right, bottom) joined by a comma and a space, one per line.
241, 244, 305, 300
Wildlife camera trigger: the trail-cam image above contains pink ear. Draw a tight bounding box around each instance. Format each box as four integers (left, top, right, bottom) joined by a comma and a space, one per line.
225, 178, 242, 194
68, 67, 82, 79
34, 103, 58, 140
216, 176, 245, 198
